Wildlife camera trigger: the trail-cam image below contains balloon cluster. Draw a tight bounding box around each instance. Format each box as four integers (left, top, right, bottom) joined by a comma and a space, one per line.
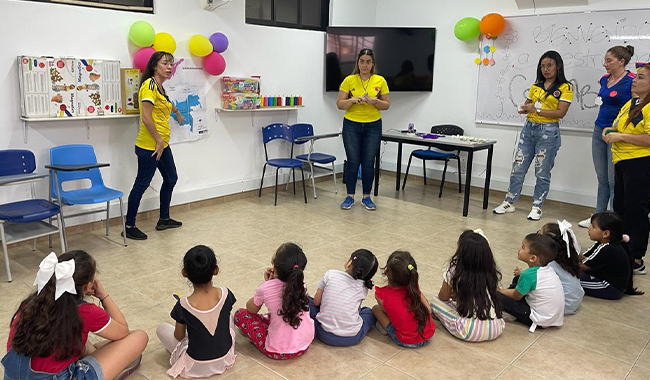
453, 13, 505, 66
128, 21, 228, 76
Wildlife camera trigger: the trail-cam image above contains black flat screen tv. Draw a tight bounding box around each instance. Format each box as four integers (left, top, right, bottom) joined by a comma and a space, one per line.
325, 27, 436, 92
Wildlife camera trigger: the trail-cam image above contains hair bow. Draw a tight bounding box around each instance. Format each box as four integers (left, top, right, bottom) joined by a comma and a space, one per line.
557, 220, 581, 258
34, 252, 77, 300
473, 229, 490, 245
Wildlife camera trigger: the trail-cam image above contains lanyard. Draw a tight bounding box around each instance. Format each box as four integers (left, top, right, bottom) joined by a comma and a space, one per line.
359, 75, 371, 96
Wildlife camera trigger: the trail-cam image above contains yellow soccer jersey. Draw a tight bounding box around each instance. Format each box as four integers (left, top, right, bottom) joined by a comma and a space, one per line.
526, 82, 573, 123
135, 78, 172, 150
611, 98, 650, 164
339, 74, 389, 123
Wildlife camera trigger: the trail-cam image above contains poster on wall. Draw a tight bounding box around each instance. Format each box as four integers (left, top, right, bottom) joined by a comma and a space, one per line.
165, 58, 209, 144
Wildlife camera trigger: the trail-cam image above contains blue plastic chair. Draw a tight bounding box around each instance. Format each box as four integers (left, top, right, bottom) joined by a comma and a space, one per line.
402, 125, 464, 198
291, 123, 338, 199
48, 144, 127, 247
258, 124, 307, 206
0, 150, 66, 282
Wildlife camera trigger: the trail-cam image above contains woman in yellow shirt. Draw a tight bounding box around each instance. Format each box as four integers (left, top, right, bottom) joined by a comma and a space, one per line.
336, 49, 390, 210
493, 51, 573, 221
603, 63, 650, 274
124, 52, 184, 240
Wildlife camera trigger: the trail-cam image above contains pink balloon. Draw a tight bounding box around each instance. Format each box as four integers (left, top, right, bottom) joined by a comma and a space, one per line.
203, 51, 226, 76
133, 47, 156, 72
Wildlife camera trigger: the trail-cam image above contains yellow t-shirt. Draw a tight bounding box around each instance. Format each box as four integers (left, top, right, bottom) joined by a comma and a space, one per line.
339, 74, 389, 123
526, 82, 573, 123
611, 98, 650, 164
135, 78, 172, 150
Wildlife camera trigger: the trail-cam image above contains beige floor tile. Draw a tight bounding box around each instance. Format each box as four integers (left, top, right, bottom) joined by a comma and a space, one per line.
259, 341, 381, 380
221, 362, 286, 379
636, 344, 650, 370
513, 334, 631, 380
124, 305, 177, 355
351, 328, 404, 362
359, 364, 417, 380
626, 365, 650, 380
386, 333, 509, 379
495, 365, 547, 380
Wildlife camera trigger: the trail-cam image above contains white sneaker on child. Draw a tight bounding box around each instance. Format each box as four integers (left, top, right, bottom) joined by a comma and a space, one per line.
578, 217, 591, 228
375, 322, 387, 335
527, 207, 542, 221
502, 312, 518, 322
493, 201, 515, 214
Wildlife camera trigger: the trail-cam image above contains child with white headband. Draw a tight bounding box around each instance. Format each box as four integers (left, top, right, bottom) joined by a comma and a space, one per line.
539, 220, 585, 315
2, 251, 147, 380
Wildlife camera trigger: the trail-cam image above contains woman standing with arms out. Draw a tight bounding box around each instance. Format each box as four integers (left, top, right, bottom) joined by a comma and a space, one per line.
124, 52, 185, 240
603, 63, 650, 275
579, 46, 636, 228
336, 49, 390, 211
493, 51, 573, 221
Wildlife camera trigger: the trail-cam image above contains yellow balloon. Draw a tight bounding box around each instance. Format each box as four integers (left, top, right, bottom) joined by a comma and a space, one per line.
153, 32, 176, 54
188, 34, 212, 57
475, 58, 481, 65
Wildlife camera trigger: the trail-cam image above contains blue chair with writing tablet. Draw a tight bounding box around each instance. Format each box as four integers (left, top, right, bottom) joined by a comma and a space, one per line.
258, 123, 308, 206
291, 123, 338, 199
402, 124, 464, 198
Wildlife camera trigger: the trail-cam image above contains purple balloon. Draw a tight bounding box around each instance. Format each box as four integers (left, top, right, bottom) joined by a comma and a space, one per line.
209, 32, 229, 53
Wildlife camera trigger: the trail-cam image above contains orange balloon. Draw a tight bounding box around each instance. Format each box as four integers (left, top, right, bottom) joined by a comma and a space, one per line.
482, 58, 490, 66
480, 13, 506, 37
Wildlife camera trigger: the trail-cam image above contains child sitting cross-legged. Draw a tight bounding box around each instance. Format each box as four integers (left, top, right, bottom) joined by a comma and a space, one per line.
497, 234, 565, 332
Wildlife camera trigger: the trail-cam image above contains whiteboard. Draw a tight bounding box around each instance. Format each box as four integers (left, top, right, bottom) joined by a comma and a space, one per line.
475, 9, 650, 131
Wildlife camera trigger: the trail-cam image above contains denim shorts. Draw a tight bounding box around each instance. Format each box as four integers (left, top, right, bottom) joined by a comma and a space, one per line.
385, 323, 431, 348
2, 349, 104, 380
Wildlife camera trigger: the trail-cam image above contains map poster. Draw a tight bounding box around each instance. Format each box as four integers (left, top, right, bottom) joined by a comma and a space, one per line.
165, 58, 209, 144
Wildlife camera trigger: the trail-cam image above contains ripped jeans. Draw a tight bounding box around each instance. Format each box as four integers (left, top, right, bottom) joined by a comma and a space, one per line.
505, 121, 561, 208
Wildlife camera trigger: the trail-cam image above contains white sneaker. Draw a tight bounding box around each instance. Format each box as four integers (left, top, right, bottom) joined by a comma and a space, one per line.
527, 207, 542, 221
493, 201, 516, 214
502, 312, 518, 322
578, 217, 591, 228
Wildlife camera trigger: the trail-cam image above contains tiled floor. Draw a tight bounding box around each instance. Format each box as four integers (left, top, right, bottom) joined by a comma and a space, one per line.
2, 173, 650, 380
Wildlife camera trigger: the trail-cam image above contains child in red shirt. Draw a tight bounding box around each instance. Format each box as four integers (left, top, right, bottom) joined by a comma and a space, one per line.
372, 251, 435, 347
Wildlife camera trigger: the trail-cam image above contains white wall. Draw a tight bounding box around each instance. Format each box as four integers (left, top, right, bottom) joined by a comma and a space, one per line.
373, 0, 650, 207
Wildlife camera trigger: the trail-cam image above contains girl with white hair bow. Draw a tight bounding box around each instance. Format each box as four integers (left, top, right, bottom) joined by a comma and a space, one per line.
2, 251, 148, 380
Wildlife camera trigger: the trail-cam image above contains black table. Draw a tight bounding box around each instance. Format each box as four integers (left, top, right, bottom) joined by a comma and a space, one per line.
374, 131, 496, 217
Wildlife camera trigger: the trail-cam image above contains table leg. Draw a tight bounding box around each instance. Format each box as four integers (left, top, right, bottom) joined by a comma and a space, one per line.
395, 142, 402, 191
483, 145, 493, 209
463, 150, 474, 217
374, 149, 380, 196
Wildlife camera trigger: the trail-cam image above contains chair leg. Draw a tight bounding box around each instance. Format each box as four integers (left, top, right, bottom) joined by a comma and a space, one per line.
301, 167, 307, 204
119, 197, 127, 247
259, 163, 267, 197
402, 154, 414, 190
274, 168, 279, 206
106, 201, 110, 236
332, 162, 338, 194
423, 160, 427, 186
310, 163, 317, 199
456, 156, 463, 193
33, 238, 37, 251
48, 216, 53, 248
439, 159, 449, 198
1, 223, 11, 282
292, 168, 296, 195
57, 214, 66, 254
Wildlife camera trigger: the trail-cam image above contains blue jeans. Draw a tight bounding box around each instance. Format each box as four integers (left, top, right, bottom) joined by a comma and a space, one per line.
505, 121, 561, 208
309, 298, 376, 346
592, 125, 615, 213
386, 323, 431, 348
1, 349, 103, 380
126, 145, 178, 226
342, 118, 382, 195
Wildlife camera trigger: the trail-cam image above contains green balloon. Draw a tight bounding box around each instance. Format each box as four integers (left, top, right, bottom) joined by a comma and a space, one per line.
129, 21, 155, 47
454, 17, 481, 42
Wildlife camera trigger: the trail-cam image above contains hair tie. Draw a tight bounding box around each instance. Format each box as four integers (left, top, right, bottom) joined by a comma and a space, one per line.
473, 229, 490, 244
353, 256, 357, 260
293, 265, 299, 269
557, 220, 581, 258
34, 252, 77, 300
407, 264, 414, 271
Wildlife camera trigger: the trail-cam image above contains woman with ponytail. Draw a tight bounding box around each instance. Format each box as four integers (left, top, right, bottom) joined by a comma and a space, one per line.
372, 251, 435, 348
2, 251, 147, 380
234, 243, 314, 360
603, 63, 650, 275
310, 249, 379, 346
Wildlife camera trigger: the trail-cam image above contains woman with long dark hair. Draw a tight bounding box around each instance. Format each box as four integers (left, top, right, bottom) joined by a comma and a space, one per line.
336, 48, 390, 211
124, 51, 185, 240
603, 63, 650, 274
494, 50, 573, 220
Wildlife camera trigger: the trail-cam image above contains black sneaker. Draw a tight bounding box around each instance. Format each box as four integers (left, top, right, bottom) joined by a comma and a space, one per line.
156, 218, 183, 231
122, 226, 148, 240
634, 260, 647, 275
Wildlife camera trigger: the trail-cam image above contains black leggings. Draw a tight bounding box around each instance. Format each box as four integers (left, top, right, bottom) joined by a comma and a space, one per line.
497, 275, 533, 326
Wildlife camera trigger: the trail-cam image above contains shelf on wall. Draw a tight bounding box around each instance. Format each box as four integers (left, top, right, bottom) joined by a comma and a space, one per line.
216, 106, 304, 113
20, 114, 139, 143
